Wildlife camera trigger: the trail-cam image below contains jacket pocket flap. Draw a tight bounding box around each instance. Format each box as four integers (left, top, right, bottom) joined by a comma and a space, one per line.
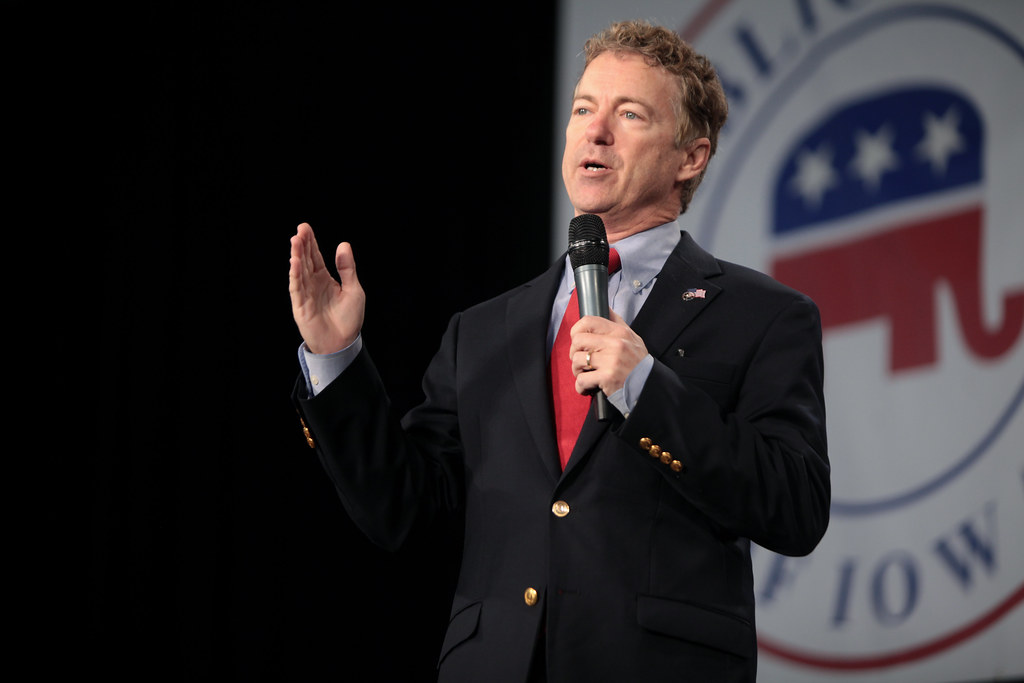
637, 594, 753, 659
437, 601, 482, 667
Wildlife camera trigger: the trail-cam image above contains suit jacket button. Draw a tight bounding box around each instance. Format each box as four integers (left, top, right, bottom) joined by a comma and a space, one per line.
552, 501, 570, 517
670, 460, 683, 472
660, 452, 673, 465
639, 437, 652, 451
649, 444, 662, 458
524, 587, 539, 606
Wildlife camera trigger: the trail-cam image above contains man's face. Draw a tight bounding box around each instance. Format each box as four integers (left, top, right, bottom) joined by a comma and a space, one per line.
561, 51, 694, 239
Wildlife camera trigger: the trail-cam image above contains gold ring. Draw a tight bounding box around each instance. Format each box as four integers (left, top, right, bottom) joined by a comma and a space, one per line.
585, 351, 592, 369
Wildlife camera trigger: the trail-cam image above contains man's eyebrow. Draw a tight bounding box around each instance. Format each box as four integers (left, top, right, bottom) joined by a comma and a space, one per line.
573, 92, 655, 112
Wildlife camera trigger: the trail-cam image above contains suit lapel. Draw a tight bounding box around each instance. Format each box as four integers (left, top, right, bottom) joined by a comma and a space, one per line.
506, 258, 564, 483
630, 231, 723, 357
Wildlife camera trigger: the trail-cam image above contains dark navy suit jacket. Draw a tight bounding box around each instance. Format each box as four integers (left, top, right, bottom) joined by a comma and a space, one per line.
293, 231, 830, 682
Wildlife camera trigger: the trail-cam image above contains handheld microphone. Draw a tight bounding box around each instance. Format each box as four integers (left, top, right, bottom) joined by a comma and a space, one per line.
567, 214, 612, 421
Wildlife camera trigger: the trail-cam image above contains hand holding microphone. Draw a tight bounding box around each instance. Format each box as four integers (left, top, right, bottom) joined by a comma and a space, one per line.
566, 215, 648, 421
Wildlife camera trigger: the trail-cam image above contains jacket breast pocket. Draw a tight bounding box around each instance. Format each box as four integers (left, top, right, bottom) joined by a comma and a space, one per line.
664, 356, 737, 408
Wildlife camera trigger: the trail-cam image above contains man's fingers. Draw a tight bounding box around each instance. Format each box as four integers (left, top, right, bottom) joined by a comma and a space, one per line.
291, 223, 323, 282
566, 311, 648, 398
335, 241, 360, 290
571, 314, 618, 337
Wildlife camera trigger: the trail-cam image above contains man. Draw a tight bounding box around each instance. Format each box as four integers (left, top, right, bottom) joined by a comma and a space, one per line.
289, 20, 829, 683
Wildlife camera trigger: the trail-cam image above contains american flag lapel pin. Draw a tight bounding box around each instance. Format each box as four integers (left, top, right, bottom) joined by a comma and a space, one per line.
682, 288, 707, 301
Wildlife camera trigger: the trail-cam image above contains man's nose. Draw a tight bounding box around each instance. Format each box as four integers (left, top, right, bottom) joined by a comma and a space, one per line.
585, 112, 614, 145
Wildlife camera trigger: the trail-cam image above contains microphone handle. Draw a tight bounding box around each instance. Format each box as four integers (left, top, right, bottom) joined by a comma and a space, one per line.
573, 264, 612, 421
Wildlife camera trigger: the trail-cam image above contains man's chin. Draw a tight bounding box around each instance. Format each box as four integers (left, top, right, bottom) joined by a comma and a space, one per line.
569, 198, 615, 218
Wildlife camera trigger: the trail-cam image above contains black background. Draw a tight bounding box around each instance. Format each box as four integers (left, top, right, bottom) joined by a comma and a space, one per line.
86, 3, 558, 680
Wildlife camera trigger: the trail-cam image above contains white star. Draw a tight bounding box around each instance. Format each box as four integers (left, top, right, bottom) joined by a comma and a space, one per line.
915, 106, 965, 175
849, 124, 900, 192
790, 142, 840, 209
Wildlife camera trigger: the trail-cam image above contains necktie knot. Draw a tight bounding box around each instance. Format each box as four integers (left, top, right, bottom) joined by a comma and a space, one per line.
608, 247, 621, 275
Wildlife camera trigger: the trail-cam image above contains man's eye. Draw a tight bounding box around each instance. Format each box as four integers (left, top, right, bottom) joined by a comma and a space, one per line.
624, 111, 638, 120
575, 107, 590, 116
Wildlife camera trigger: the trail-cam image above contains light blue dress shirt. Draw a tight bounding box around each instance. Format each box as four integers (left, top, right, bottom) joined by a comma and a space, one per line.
298, 221, 682, 418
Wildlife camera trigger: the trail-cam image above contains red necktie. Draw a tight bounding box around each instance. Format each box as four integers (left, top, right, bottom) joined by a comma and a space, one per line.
551, 248, 621, 469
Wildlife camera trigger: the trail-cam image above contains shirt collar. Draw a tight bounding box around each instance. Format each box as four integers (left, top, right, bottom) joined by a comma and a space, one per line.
610, 221, 681, 293
563, 220, 681, 291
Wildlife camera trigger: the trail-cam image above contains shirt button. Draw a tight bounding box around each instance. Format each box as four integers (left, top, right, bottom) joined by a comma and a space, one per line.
311, 375, 320, 386
552, 501, 570, 517
632, 279, 642, 289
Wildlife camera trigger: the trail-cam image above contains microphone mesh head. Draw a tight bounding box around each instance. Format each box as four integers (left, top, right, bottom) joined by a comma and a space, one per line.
567, 214, 609, 269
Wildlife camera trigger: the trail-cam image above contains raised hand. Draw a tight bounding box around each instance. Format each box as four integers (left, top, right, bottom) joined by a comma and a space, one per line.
288, 222, 365, 355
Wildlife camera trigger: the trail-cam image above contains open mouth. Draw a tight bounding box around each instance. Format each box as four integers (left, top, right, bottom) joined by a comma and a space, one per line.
584, 161, 608, 171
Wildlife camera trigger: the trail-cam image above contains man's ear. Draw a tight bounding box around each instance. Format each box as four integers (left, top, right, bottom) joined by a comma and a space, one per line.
676, 137, 712, 182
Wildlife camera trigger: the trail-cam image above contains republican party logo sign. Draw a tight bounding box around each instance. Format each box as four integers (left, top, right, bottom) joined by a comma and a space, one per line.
684, 1, 1024, 681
